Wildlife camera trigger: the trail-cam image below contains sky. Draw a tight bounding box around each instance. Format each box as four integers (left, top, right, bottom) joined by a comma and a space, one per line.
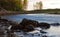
27, 0, 60, 10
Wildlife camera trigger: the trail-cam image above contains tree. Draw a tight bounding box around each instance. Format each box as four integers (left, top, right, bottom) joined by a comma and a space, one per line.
0, 0, 23, 11
14, 0, 23, 11
23, 0, 28, 10
33, 1, 43, 10
38, 1, 43, 10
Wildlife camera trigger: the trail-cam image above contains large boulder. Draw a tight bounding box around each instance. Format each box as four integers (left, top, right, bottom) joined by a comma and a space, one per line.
20, 18, 39, 27
39, 22, 50, 29
18, 18, 39, 32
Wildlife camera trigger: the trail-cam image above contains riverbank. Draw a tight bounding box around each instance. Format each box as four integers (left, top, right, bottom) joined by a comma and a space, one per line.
0, 9, 60, 16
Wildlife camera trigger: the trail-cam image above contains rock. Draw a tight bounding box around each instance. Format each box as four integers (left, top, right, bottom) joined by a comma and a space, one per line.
40, 30, 47, 34
39, 22, 50, 29
42, 35, 47, 37
18, 18, 39, 32
0, 18, 8, 22
10, 25, 21, 32
23, 25, 34, 32
0, 17, 10, 26
20, 18, 39, 27
19, 18, 51, 32
0, 18, 51, 32
8, 21, 18, 26
50, 23, 60, 26
0, 17, 19, 32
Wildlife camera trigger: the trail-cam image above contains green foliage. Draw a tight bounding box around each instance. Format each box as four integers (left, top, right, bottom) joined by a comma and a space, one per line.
0, 0, 23, 11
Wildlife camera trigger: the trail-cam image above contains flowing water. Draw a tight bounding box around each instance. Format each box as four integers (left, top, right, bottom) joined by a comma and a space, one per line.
1, 14, 60, 37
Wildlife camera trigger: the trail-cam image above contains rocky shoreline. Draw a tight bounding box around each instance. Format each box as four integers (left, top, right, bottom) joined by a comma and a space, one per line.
0, 17, 60, 32
0, 17, 50, 32
0, 17, 60, 37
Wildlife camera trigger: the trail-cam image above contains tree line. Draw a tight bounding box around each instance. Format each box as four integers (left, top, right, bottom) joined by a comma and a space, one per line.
0, 0, 27, 11
0, 0, 43, 11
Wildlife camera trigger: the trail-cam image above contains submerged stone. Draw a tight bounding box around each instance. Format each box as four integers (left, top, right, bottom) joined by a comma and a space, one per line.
39, 22, 50, 29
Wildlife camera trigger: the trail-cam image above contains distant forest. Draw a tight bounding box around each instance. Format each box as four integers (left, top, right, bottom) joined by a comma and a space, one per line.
0, 0, 43, 11
0, 0, 27, 11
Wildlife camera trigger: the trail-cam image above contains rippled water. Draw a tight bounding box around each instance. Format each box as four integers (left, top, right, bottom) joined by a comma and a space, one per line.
2, 14, 60, 23
1, 14, 60, 37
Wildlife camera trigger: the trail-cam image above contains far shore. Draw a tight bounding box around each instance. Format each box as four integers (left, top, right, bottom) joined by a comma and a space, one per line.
0, 9, 60, 16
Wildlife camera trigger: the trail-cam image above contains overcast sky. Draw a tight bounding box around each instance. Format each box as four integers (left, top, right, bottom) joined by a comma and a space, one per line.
27, 0, 60, 10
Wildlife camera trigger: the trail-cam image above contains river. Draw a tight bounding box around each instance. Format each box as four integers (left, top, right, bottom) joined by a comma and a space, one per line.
1, 14, 60, 37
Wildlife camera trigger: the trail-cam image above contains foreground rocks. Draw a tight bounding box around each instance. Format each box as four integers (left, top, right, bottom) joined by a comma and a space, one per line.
20, 18, 39, 27
0, 18, 51, 32
39, 22, 50, 29
18, 18, 50, 32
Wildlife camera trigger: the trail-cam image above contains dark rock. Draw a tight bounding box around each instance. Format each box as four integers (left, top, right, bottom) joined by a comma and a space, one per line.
18, 18, 40, 32
0, 18, 10, 26
8, 21, 18, 26
20, 18, 39, 27
50, 23, 60, 26
40, 30, 47, 34
39, 22, 50, 29
42, 35, 47, 37
18, 18, 51, 32
23, 25, 34, 32
0, 18, 8, 22
0, 18, 51, 32
11, 25, 21, 31
11, 24, 34, 32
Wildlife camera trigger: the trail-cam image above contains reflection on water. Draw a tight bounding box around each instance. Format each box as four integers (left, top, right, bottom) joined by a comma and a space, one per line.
1, 14, 60, 37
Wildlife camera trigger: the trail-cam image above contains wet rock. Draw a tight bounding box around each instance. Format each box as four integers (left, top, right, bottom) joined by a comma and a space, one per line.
18, 18, 51, 32
20, 18, 39, 27
23, 25, 34, 32
40, 30, 47, 34
42, 35, 47, 37
8, 21, 18, 26
0, 18, 8, 22
50, 23, 60, 26
11, 24, 34, 32
0, 17, 10, 26
18, 18, 39, 32
11, 25, 21, 32
0, 18, 51, 32
39, 22, 50, 29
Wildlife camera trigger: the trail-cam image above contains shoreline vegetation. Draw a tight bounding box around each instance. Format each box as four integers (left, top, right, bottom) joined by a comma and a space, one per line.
0, 0, 60, 16
0, 9, 60, 16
